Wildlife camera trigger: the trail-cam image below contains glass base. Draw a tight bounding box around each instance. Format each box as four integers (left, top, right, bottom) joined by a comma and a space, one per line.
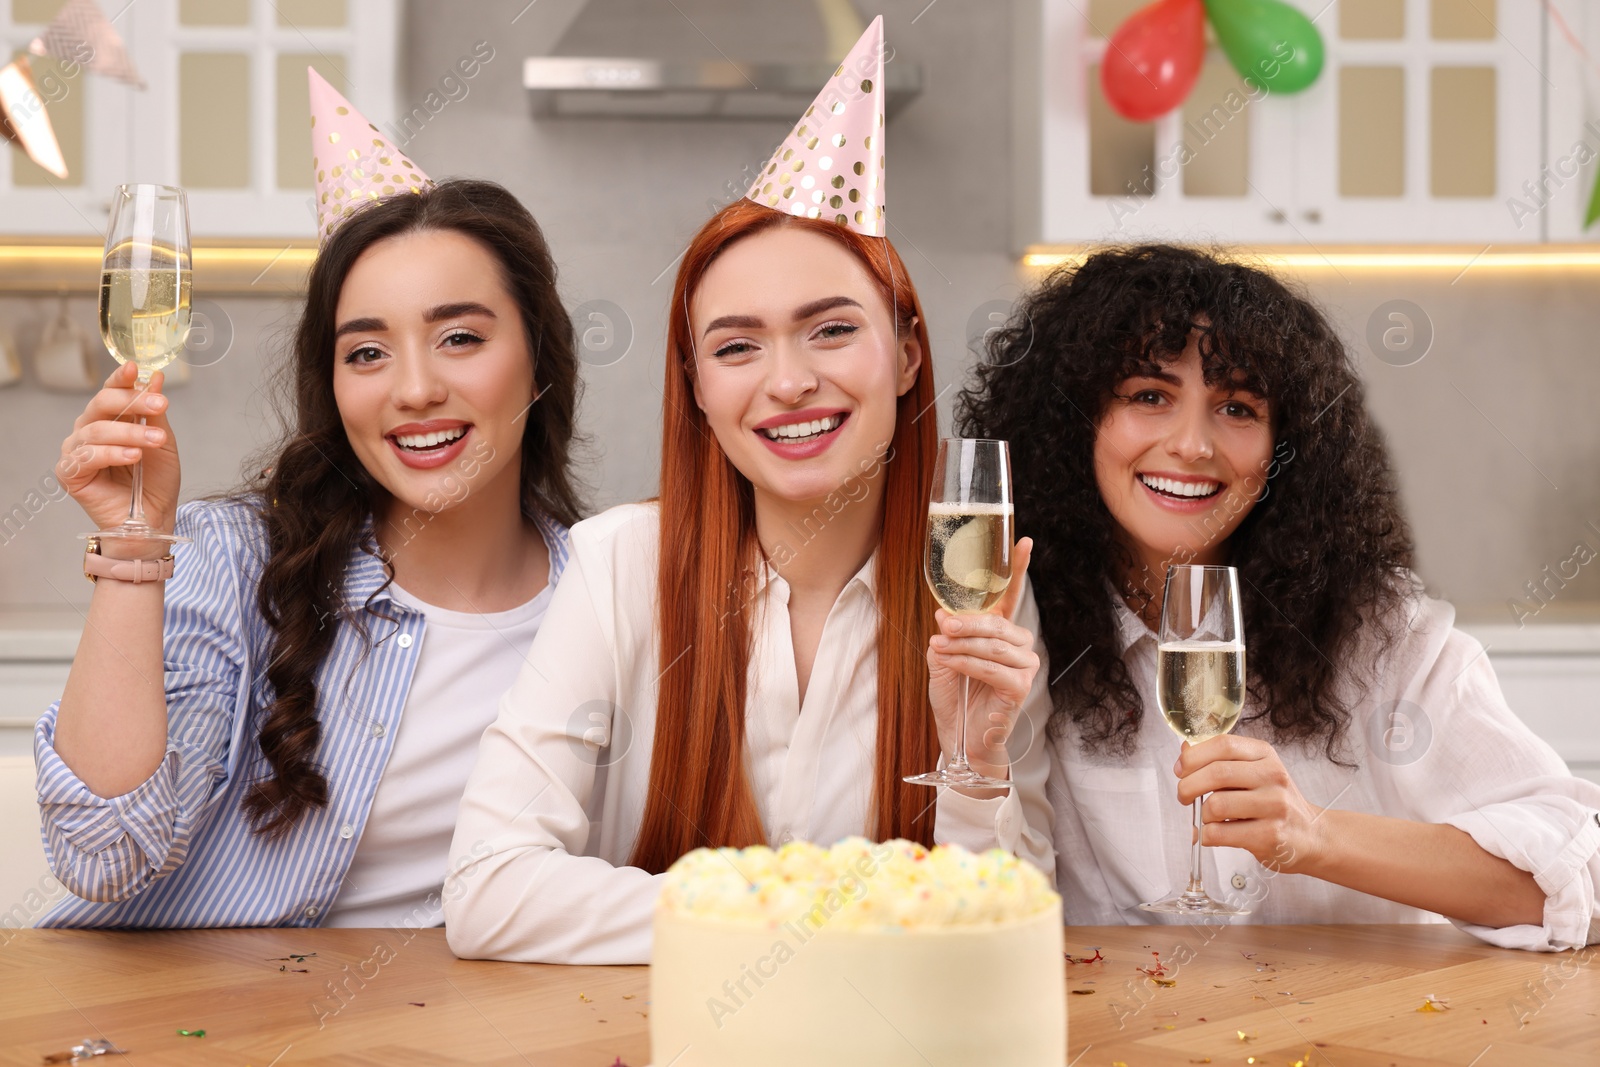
1138, 891, 1250, 917
903, 768, 1013, 790
81, 527, 191, 551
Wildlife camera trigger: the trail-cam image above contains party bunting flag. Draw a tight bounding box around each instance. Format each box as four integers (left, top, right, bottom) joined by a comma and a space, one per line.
29, 0, 145, 89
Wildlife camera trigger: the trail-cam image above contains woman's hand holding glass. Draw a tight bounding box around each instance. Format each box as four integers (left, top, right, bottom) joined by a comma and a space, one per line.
1175, 733, 1326, 873
58, 362, 181, 543
925, 536, 1039, 791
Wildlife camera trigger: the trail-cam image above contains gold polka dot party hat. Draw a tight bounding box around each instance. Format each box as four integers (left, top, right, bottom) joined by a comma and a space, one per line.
309, 68, 433, 243
745, 14, 886, 237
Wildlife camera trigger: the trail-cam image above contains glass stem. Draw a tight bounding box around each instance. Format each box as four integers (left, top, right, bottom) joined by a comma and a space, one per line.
1187, 796, 1206, 895
948, 675, 972, 774
125, 414, 148, 529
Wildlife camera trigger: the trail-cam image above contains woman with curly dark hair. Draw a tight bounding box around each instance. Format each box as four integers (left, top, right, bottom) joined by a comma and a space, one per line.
959, 244, 1600, 950
37, 170, 583, 930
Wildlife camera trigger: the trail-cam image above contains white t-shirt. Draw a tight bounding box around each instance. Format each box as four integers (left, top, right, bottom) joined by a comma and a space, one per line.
324, 579, 553, 928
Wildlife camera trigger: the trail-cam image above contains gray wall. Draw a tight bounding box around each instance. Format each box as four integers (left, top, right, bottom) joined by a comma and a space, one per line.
0, 0, 1594, 623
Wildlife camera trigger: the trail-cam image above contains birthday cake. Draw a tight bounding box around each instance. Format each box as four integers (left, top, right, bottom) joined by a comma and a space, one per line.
650, 838, 1065, 1067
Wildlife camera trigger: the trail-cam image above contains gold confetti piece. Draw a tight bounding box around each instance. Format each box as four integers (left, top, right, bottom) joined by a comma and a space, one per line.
1189, 1060, 1212, 1065
622, 995, 636, 1000
1113, 1062, 1128, 1067
1152, 977, 1177, 987
1237, 1030, 1257, 1042
578, 993, 592, 1002
1069, 989, 1096, 995
1417, 994, 1451, 1013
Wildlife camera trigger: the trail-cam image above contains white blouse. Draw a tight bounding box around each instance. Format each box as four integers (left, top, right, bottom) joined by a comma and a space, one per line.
444, 502, 1054, 963
1046, 586, 1600, 951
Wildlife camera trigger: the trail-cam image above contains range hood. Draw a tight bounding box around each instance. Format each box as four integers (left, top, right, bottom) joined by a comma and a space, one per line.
523, 56, 921, 120
521, 0, 921, 119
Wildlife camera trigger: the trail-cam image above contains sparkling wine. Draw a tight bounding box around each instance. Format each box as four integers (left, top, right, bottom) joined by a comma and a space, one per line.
1157, 641, 1245, 742
99, 264, 191, 380
925, 502, 1013, 614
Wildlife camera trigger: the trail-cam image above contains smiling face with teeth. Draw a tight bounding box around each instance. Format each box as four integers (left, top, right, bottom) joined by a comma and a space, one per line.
689, 226, 922, 512
331, 228, 536, 527
1095, 336, 1273, 582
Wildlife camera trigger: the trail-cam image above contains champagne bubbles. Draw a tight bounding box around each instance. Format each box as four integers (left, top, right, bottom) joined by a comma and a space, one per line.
1368, 698, 1432, 766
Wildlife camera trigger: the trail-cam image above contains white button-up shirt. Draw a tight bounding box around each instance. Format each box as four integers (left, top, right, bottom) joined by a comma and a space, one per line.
445, 502, 1053, 963
1046, 586, 1600, 951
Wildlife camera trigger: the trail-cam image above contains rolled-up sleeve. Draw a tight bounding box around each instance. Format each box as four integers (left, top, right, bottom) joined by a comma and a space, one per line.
1387, 617, 1600, 950
35, 503, 247, 903
933, 578, 1057, 883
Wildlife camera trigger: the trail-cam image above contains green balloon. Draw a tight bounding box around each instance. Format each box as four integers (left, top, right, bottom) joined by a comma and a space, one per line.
1204, 0, 1324, 95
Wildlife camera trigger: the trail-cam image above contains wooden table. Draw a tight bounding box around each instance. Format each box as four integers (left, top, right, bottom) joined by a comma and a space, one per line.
1, 924, 1595, 1066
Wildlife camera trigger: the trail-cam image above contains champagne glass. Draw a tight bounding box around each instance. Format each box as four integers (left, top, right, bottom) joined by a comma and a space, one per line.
83, 184, 193, 550
1140, 564, 1250, 917
904, 438, 1015, 790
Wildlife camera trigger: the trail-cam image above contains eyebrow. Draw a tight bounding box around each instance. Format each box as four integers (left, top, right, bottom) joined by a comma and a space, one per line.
334, 301, 497, 340
701, 295, 864, 339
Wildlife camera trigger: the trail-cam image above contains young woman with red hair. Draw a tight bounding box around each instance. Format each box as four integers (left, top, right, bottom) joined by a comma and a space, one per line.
444, 200, 1053, 963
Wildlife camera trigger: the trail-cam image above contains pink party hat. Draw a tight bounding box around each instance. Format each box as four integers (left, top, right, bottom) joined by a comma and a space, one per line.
746, 15, 886, 237
309, 69, 433, 242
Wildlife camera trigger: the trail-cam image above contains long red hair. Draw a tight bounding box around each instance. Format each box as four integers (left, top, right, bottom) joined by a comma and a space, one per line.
628, 200, 940, 873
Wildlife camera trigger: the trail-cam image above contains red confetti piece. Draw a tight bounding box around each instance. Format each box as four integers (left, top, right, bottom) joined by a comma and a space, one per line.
1065, 948, 1104, 964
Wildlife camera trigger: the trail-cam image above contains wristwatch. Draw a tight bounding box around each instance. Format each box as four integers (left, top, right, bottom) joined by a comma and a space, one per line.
83, 536, 175, 584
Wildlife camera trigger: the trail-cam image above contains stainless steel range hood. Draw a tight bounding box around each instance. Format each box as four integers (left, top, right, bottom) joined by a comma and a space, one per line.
522, 55, 922, 119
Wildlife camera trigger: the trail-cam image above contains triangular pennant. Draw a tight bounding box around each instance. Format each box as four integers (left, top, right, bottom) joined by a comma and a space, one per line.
29, 0, 144, 89
0, 58, 69, 179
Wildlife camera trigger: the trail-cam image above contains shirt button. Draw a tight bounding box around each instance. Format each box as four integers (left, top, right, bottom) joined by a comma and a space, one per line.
371, 722, 387, 739
304, 905, 319, 918
1231, 873, 1248, 890
339, 824, 354, 839
396, 633, 413, 648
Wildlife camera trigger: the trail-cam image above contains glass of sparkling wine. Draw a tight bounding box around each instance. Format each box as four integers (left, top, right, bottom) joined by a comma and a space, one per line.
904, 438, 1015, 791
84, 184, 194, 550
1140, 564, 1250, 917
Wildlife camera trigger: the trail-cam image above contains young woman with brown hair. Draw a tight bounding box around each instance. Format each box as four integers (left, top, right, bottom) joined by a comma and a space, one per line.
39, 176, 583, 929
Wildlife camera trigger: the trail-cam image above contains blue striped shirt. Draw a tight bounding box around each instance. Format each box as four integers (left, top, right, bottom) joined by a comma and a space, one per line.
33, 496, 569, 929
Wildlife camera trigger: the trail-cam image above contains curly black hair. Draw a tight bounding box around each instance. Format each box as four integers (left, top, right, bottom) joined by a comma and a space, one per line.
957, 245, 1414, 760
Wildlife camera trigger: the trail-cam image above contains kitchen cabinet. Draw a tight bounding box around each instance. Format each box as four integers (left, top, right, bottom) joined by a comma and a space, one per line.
1014, 0, 1547, 247
0, 0, 398, 238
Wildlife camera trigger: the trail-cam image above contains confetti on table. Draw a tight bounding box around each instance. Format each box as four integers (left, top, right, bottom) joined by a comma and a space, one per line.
1196, 1016, 1207, 1022
276, 965, 308, 973
1136, 951, 1169, 978
1417, 994, 1451, 1013
409, 1002, 425, 1007
176, 1029, 206, 1038
41, 1038, 125, 1063
1188, 1060, 1211, 1065
1152, 977, 1177, 987
1070, 989, 1096, 995
1065, 947, 1104, 964
1236, 1030, 1257, 1043
609, 1059, 630, 1067
578, 993, 592, 1003
266, 953, 317, 963
622, 994, 637, 1000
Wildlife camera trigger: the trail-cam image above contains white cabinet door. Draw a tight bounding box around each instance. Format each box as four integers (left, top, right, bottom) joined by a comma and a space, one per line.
1022, 0, 1545, 247
0, 0, 399, 238
1295, 0, 1543, 244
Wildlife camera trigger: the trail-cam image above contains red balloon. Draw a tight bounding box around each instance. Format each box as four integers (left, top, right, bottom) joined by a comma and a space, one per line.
1100, 0, 1206, 122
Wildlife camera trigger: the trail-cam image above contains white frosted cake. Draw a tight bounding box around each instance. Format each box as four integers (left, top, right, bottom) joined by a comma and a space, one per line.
650, 838, 1065, 1066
